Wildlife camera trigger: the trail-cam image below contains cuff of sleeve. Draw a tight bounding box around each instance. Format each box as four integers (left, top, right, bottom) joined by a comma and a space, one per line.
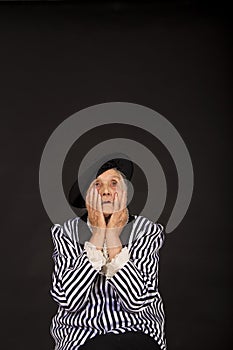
105, 247, 130, 278
84, 241, 107, 272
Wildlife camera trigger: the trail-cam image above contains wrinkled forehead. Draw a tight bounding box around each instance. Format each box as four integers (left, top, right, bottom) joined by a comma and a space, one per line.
95, 168, 123, 181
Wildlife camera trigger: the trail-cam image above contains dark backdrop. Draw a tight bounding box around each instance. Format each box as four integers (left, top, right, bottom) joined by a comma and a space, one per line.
0, 1, 232, 349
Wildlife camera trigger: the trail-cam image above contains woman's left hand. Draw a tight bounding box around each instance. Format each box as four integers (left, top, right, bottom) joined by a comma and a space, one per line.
107, 188, 128, 230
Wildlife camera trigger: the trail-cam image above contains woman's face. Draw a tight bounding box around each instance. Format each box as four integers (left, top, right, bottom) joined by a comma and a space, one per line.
86, 168, 127, 217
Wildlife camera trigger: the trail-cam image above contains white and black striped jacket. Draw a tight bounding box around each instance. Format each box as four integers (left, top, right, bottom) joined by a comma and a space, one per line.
50, 214, 167, 350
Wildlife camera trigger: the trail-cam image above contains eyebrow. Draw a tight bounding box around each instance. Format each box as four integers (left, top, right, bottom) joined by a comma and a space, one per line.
96, 175, 121, 181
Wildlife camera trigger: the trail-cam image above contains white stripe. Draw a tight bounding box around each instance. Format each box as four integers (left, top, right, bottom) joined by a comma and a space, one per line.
50, 215, 167, 350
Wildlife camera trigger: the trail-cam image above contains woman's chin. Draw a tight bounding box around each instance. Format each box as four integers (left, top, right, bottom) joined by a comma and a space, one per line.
102, 203, 113, 216
103, 211, 112, 217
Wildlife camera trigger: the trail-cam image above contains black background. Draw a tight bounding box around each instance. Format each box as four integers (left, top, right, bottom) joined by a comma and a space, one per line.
0, 1, 232, 349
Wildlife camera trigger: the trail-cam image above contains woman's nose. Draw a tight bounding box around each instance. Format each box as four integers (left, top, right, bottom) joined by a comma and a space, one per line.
101, 184, 111, 195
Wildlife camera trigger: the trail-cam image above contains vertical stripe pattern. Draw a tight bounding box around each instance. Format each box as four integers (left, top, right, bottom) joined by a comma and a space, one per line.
50, 215, 167, 350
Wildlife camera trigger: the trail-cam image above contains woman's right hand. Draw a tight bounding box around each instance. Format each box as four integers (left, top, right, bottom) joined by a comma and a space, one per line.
85, 181, 106, 230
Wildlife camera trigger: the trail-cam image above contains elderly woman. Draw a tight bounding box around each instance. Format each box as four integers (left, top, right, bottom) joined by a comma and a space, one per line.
50, 158, 167, 350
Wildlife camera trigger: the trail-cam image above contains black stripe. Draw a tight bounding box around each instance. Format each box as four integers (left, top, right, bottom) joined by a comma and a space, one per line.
50, 215, 167, 350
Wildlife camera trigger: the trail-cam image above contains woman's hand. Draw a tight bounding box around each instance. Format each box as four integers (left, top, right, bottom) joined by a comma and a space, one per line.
85, 181, 106, 229
105, 190, 128, 259
105, 181, 128, 254
107, 184, 128, 230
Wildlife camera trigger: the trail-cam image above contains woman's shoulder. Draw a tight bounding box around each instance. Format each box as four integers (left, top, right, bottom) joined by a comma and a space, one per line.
133, 214, 164, 230
50, 216, 81, 241
131, 215, 165, 241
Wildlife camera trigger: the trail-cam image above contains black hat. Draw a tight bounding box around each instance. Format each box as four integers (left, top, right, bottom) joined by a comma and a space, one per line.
68, 157, 134, 208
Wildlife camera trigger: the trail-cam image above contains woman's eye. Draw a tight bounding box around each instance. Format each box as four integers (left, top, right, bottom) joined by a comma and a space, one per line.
95, 182, 100, 187
111, 181, 117, 186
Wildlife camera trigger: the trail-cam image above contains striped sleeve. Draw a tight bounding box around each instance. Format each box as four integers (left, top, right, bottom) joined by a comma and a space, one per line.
50, 222, 99, 313
107, 219, 165, 313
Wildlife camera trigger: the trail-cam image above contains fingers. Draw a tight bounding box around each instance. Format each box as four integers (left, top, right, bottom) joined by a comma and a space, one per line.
96, 189, 102, 212
89, 185, 94, 210
85, 185, 90, 207
86, 180, 103, 214
85, 180, 93, 206
112, 180, 127, 213
118, 179, 127, 208
115, 186, 127, 212
113, 192, 117, 213
121, 188, 127, 209
93, 183, 97, 210
86, 181, 95, 211
91, 181, 102, 213
113, 192, 120, 213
